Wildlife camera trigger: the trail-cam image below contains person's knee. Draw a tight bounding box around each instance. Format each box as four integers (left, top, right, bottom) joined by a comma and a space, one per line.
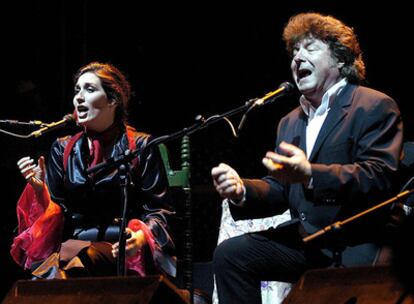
77, 243, 116, 276
213, 237, 244, 275
79, 243, 114, 266
84, 245, 100, 263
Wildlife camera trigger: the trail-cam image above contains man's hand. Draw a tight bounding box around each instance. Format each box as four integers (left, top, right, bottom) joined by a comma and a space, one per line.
211, 163, 245, 201
262, 141, 312, 184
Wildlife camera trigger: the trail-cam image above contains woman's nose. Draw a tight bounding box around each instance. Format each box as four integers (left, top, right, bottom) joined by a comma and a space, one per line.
75, 93, 84, 104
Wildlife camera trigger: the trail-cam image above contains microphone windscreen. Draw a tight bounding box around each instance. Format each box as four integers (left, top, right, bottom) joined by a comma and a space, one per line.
63, 113, 75, 122
279, 82, 295, 95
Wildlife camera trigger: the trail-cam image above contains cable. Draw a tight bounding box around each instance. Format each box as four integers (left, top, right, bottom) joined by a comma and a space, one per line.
0, 128, 32, 138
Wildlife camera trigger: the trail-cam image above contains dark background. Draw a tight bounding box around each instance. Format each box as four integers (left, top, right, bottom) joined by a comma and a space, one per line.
1, 1, 411, 299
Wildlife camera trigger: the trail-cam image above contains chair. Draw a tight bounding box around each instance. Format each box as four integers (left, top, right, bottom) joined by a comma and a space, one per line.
158, 136, 192, 286
159, 136, 190, 189
159, 136, 212, 304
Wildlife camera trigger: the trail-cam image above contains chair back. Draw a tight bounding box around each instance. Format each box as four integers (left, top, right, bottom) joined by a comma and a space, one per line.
158, 136, 195, 300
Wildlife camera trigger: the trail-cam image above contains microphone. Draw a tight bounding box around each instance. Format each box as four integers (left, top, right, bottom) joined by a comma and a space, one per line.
253, 82, 294, 107
30, 114, 75, 138
237, 82, 295, 135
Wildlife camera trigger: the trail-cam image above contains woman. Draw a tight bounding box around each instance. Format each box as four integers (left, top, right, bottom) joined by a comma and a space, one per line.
11, 62, 175, 278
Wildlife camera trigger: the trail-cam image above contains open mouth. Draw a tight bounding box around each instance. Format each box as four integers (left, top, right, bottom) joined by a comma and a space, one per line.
297, 68, 312, 81
77, 106, 88, 118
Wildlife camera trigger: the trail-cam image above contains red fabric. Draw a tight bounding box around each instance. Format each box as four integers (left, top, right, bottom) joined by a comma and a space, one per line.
10, 184, 64, 269
63, 125, 139, 171
126, 125, 138, 167
10, 184, 155, 274
89, 138, 103, 168
126, 219, 157, 276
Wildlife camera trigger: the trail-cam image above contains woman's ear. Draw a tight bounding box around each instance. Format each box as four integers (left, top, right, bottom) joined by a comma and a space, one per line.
108, 99, 118, 108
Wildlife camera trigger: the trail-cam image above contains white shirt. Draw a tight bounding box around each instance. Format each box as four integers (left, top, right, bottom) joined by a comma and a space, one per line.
299, 78, 348, 158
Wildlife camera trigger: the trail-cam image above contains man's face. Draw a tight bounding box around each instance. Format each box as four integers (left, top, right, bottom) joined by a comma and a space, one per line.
291, 36, 342, 104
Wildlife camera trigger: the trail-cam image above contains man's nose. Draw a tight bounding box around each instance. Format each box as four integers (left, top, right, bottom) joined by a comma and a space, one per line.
293, 49, 305, 63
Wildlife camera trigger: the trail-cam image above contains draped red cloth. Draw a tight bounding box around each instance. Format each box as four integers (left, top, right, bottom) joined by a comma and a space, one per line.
11, 183, 156, 275
10, 183, 64, 270
126, 219, 157, 276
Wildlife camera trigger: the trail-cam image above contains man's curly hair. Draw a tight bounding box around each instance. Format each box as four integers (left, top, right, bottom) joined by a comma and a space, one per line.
283, 12, 365, 84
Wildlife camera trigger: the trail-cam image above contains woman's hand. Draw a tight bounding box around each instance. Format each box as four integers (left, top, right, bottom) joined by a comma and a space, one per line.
17, 156, 45, 192
111, 227, 147, 258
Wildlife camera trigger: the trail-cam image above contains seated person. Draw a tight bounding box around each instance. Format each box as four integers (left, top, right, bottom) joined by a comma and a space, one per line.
11, 62, 176, 278
211, 13, 403, 304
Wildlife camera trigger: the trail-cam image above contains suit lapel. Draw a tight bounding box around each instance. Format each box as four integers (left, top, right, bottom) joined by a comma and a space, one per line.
297, 112, 307, 153
284, 107, 308, 155
308, 84, 356, 161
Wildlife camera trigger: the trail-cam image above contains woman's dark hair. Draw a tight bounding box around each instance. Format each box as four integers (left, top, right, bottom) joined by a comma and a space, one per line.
74, 62, 131, 122
283, 12, 365, 84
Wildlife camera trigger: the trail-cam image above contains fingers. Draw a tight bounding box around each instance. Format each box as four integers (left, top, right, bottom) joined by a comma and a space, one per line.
111, 242, 119, 258
262, 157, 284, 171
211, 163, 238, 182
263, 142, 305, 171
215, 177, 240, 193
211, 163, 232, 179
18, 157, 34, 172
24, 171, 36, 181
17, 156, 45, 191
17, 157, 36, 180
278, 141, 300, 156
263, 143, 311, 184
265, 150, 292, 164
211, 163, 244, 199
111, 229, 146, 258
17, 156, 33, 168
38, 156, 45, 180
21, 164, 36, 175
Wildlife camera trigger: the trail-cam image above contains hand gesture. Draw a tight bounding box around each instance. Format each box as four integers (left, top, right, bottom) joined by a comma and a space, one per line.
211, 163, 245, 201
262, 141, 311, 184
17, 156, 45, 192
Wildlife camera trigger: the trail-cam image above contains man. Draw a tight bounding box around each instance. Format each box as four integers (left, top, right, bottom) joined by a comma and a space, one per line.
211, 13, 403, 303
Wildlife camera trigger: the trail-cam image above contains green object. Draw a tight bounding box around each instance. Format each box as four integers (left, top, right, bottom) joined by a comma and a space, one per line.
158, 135, 190, 188
158, 135, 194, 295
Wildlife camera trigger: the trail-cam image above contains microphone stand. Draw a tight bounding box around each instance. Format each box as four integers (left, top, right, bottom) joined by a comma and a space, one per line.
86, 87, 292, 287
117, 163, 129, 276
303, 189, 414, 267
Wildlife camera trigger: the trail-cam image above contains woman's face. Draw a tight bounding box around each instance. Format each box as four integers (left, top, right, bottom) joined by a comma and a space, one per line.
73, 72, 117, 132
